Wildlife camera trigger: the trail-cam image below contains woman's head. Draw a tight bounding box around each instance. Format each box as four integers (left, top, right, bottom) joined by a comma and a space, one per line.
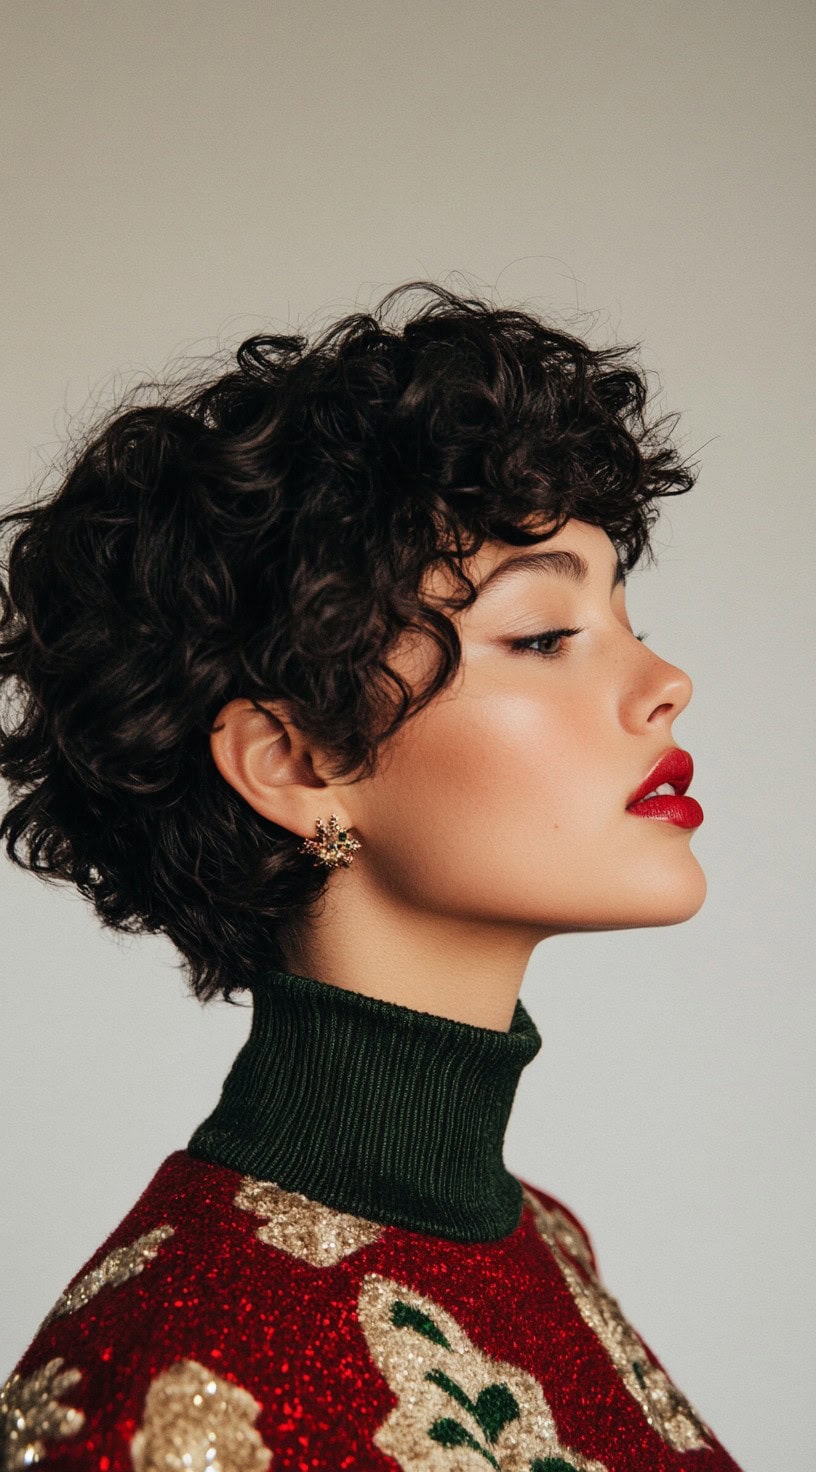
0, 282, 701, 1003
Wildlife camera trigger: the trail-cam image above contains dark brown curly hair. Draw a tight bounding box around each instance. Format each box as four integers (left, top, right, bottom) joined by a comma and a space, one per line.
0, 281, 697, 1002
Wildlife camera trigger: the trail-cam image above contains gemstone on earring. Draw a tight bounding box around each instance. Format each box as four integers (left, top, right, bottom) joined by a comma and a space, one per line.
298, 814, 361, 870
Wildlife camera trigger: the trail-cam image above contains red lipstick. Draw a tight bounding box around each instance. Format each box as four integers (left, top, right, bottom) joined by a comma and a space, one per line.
625, 747, 703, 829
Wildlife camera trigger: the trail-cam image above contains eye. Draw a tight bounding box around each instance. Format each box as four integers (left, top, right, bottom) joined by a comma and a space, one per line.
509, 626, 582, 659
509, 628, 649, 660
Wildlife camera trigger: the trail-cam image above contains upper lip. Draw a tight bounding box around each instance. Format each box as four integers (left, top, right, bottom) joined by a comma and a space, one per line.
626, 748, 694, 806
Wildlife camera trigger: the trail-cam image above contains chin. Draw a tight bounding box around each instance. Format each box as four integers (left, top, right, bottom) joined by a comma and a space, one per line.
551, 857, 708, 932
625, 858, 708, 928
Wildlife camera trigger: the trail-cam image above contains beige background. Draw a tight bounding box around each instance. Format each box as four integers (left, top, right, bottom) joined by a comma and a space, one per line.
1, 3, 813, 1466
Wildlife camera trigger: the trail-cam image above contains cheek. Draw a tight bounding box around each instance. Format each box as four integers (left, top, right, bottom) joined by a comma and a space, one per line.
349, 671, 664, 924
369, 685, 608, 859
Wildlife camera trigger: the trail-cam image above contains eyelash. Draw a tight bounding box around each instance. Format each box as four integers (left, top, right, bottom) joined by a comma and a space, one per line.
510, 627, 649, 659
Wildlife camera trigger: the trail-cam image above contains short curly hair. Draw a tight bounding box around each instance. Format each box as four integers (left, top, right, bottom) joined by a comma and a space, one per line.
0, 281, 696, 1002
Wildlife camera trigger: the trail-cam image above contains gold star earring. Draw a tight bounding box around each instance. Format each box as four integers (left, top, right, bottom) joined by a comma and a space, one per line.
297, 814, 361, 871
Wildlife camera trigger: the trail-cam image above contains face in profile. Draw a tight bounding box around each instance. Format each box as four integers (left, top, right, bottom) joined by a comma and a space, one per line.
340, 517, 706, 939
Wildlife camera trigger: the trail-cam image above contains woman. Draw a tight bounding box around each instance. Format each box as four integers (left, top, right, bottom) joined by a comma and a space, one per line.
0, 283, 742, 1469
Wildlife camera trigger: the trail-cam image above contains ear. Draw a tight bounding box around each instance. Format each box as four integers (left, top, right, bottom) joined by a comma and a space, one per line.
208, 698, 354, 839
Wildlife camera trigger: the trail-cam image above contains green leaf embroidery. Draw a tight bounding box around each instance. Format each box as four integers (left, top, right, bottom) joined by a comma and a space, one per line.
425, 1369, 520, 1443
390, 1298, 451, 1348
428, 1418, 501, 1468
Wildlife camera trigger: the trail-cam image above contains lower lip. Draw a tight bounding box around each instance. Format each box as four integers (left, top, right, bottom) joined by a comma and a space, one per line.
625, 794, 704, 828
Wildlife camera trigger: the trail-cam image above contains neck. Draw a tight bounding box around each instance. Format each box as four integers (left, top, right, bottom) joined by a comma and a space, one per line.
188, 966, 542, 1241
281, 882, 545, 1030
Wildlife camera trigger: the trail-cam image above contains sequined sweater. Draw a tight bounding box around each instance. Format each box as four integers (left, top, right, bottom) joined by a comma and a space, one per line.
1, 968, 744, 1472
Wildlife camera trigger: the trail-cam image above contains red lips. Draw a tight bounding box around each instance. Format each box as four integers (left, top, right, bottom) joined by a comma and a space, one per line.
626, 748, 694, 807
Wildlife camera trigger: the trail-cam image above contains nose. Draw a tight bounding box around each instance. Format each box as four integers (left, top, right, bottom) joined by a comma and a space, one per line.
645, 654, 693, 725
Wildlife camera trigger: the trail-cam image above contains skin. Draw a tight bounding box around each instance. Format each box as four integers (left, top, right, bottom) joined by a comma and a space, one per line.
209, 517, 706, 1031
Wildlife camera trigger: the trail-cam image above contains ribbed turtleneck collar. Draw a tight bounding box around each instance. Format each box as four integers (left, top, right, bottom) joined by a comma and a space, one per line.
188, 967, 542, 1242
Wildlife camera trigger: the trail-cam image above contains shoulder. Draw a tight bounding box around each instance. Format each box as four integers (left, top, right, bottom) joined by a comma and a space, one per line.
517, 1174, 601, 1277
2, 1151, 310, 1467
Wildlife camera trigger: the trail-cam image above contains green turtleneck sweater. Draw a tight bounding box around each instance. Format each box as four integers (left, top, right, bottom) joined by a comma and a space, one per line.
188, 965, 543, 1241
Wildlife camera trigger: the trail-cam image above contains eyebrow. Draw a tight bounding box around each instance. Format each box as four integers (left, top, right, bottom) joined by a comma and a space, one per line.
476, 547, 626, 600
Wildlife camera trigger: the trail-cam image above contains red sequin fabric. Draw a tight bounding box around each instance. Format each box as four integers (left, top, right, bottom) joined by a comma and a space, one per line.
1, 1152, 744, 1471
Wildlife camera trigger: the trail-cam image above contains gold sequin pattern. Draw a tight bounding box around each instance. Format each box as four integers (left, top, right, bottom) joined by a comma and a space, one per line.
130, 1358, 272, 1472
522, 1186, 712, 1452
234, 1175, 384, 1265
540, 1203, 596, 1277
39, 1223, 175, 1330
0, 1356, 85, 1470
357, 1271, 608, 1471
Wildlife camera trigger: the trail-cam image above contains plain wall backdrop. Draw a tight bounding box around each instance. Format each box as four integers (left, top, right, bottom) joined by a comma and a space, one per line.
1, 3, 813, 1467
